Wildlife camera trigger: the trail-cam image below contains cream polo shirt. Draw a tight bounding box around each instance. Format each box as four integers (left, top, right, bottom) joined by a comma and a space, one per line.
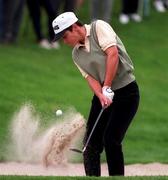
74, 20, 117, 78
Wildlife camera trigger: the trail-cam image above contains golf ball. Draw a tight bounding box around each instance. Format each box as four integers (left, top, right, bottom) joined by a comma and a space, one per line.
56, 109, 63, 116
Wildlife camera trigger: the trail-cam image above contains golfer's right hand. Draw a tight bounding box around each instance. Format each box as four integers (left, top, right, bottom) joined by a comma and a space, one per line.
98, 93, 112, 108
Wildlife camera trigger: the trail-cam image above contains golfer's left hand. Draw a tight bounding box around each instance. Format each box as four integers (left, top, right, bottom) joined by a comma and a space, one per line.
102, 86, 114, 101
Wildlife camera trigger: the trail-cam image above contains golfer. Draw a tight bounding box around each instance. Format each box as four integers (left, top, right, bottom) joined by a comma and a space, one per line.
52, 12, 140, 176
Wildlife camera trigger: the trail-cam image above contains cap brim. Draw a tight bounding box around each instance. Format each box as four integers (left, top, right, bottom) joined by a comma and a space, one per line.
52, 30, 66, 42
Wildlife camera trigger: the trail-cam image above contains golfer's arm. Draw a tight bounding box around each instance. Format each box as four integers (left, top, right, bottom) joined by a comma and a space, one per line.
103, 46, 119, 87
86, 75, 102, 98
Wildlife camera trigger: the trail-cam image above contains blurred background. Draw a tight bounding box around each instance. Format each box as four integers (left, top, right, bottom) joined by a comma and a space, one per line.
0, 0, 168, 164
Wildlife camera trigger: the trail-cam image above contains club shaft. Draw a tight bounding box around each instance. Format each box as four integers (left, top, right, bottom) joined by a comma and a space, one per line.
82, 107, 105, 152
70, 148, 83, 153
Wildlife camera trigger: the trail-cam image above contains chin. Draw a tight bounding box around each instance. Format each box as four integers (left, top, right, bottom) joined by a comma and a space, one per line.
70, 43, 77, 48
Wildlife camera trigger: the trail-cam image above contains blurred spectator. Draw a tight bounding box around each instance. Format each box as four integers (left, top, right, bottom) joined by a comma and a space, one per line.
27, 0, 59, 49
48, 0, 76, 48
154, 0, 167, 12
51, 0, 77, 47
50, 0, 76, 16
27, 0, 76, 49
0, 0, 3, 42
164, 0, 168, 8
119, 0, 142, 24
138, 0, 150, 18
90, 0, 114, 23
3, 0, 25, 44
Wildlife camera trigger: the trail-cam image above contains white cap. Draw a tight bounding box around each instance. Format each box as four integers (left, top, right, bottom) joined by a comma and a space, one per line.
52, 12, 78, 41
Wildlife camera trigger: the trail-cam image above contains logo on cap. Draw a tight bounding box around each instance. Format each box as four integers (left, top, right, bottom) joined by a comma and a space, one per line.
53, 25, 59, 30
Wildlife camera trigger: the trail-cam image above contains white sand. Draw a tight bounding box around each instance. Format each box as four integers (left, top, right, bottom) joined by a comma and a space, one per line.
0, 162, 168, 176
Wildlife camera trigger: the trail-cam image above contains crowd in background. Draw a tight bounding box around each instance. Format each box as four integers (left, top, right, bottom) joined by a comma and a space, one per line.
0, 0, 78, 49
0, 0, 167, 49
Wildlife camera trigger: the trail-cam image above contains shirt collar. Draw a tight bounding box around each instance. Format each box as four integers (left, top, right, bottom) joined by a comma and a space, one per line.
75, 24, 91, 49
84, 24, 91, 37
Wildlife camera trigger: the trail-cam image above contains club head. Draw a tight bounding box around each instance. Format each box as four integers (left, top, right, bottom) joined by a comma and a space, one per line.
70, 148, 83, 153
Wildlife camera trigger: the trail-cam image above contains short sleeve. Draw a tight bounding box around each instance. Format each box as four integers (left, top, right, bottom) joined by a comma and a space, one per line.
96, 20, 117, 51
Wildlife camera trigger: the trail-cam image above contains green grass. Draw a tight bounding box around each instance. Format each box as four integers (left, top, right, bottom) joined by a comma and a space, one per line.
0, 176, 168, 180
0, 0, 168, 166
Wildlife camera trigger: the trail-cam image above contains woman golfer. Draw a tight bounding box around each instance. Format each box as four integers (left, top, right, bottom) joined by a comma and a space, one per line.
52, 12, 140, 176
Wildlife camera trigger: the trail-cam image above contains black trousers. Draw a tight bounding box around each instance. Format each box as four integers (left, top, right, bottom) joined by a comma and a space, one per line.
0, 0, 3, 42
3, 0, 25, 43
27, 0, 55, 41
50, 0, 76, 14
83, 81, 140, 176
122, 0, 139, 14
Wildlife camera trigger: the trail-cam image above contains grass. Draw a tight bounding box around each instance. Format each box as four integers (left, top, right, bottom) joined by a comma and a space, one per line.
0, 0, 168, 166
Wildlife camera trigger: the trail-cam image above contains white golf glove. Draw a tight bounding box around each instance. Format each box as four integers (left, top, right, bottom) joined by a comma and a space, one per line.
102, 86, 114, 100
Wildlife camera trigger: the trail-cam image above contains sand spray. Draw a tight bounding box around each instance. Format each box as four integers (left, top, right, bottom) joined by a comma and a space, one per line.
6, 104, 85, 166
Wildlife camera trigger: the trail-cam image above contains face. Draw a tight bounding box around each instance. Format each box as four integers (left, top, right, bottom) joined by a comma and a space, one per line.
62, 24, 84, 47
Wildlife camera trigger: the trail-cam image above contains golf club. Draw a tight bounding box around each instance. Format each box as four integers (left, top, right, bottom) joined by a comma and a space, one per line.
70, 107, 105, 154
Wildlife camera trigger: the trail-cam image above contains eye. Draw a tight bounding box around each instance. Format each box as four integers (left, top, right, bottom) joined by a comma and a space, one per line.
63, 32, 68, 39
